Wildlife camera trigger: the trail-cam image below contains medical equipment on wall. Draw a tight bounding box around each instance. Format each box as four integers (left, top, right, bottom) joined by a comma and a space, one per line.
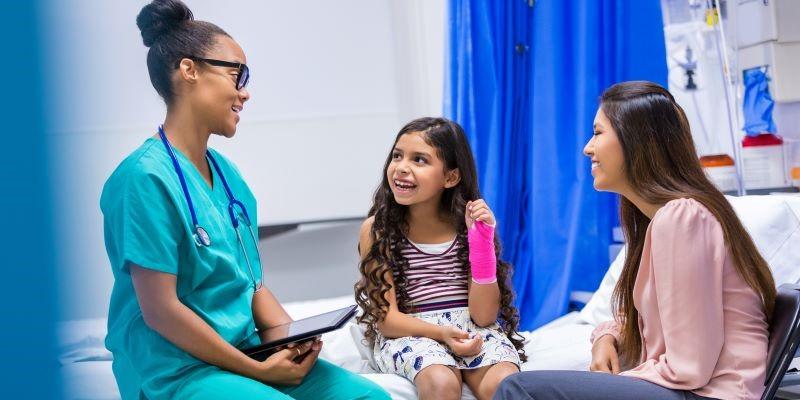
793, 168, 800, 189
737, 0, 800, 103
740, 66, 787, 189
736, 0, 800, 190
675, 46, 698, 90
700, 154, 739, 192
786, 139, 800, 189
741, 133, 786, 190
663, 1, 717, 156
662, 0, 800, 193
662, 0, 744, 192
158, 125, 264, 291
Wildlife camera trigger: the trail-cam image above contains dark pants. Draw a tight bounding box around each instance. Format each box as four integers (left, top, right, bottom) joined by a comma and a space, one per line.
493, 370, 717, 400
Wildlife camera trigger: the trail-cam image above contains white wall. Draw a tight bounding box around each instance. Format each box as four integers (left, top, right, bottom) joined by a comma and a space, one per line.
48, 0, 445, 320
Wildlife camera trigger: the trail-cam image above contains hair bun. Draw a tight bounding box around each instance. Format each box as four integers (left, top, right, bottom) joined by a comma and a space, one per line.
136, 0, 194, 47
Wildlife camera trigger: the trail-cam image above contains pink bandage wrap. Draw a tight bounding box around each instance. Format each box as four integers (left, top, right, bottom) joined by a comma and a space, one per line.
467, 220, 497, 284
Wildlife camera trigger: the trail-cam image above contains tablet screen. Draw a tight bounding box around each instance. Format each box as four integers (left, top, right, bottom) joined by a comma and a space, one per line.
255, 306, 355, 346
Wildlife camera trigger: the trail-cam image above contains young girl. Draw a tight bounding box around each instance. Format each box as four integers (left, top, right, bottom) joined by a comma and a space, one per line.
496, 82, 776, 400
354, 117, 526, 400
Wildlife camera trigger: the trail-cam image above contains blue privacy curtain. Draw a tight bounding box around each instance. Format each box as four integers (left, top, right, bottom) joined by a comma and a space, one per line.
445, 0, 668, 330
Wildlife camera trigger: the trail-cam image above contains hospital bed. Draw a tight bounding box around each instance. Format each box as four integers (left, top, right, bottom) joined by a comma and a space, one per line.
59, 195, 800, 399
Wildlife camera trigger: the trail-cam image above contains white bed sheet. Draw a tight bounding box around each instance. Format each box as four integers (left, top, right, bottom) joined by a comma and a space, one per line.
59, 296, 594, 400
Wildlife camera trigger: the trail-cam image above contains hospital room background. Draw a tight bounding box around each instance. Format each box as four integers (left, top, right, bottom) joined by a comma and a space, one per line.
3, 0, 800, 398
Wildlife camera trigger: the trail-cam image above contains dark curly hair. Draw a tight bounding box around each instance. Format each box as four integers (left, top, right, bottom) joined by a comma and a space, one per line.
354, 117, 526, 362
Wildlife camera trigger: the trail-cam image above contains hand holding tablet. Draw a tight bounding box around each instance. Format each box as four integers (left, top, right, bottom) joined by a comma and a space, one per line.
248, 338, 322, 386
243, 305, 357, 362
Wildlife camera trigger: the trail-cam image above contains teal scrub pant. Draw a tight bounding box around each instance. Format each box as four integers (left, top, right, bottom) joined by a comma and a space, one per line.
173, 359, 390, 400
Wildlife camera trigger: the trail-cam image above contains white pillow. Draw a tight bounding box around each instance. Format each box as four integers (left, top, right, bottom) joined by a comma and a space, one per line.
57, 317, 113, 365
728, 195, 800, 286
350, 322, 380, 373
317, 321, 367, 372
578, 247, 625, 326
521, 312, 595, 371
578, 195, 800, 327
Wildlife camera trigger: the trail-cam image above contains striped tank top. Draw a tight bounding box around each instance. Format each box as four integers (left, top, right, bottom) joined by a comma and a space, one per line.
394, 236, 469, 313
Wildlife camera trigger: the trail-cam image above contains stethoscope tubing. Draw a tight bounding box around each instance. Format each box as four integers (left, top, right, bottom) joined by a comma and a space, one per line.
157, 125, 263, 291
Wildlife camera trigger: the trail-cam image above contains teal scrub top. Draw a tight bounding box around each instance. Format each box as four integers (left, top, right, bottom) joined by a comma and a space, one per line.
100, 137, 262, 400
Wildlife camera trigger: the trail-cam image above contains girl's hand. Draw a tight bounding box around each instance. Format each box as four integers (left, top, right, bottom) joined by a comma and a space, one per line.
589, 335, 620, 374
251, 340, 322, 386
440, 326, 483, 357
465, 200, 496, 229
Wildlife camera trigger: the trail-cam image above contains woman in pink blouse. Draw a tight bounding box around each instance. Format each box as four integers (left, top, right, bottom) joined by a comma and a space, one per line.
495, 81, 776, 400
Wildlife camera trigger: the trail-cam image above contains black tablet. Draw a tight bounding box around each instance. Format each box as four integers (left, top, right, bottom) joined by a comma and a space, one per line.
242, 305, 357, 361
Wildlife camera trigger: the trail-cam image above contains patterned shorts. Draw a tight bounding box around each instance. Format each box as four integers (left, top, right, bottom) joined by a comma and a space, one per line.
373, 307, 521, 382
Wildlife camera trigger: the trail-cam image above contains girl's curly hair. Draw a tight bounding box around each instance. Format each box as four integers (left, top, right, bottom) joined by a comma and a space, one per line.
354, 117, 526, 362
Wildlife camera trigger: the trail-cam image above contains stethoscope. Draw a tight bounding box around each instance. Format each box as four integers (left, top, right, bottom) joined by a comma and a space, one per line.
157, 125, 263, 291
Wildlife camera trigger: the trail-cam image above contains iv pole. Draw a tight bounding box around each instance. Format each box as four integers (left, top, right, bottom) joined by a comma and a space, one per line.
709, 0, 747, 195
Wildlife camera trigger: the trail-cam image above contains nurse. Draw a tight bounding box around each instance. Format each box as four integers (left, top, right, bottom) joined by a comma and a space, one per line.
100, 1, 390, 399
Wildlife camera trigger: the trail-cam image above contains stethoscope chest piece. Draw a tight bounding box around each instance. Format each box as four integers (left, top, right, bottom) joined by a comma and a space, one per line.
194, 225, 211, 247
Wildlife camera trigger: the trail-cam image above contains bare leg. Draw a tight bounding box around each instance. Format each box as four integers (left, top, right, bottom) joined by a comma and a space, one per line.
462, 362, 519, 400
413, 365, 463, 400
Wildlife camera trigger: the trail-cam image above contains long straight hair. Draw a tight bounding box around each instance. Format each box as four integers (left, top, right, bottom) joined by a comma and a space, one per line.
354, 117, 526, 361
602, 81, 776, 367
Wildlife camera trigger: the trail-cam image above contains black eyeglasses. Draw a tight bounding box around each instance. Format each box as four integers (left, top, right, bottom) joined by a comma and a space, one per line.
176, 57, 250, 90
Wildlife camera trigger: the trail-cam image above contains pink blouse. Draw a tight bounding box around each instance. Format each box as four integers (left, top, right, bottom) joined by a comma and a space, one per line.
591, 198, 769, 400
